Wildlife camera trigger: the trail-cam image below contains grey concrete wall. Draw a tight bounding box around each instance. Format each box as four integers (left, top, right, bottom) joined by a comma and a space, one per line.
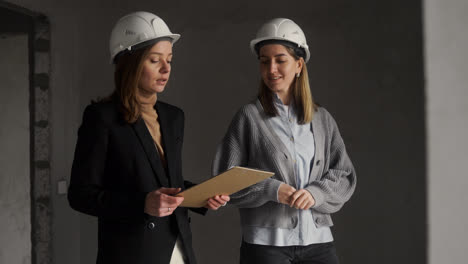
424, 0, 468, 263
4, 0, 426, 263
0, 34, 31, 264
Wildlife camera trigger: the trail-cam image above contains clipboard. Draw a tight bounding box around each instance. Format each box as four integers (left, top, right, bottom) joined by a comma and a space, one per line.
176, 166, 274, 208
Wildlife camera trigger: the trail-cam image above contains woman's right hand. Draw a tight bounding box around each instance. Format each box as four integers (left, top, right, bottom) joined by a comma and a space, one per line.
278, 183, 297, 205
144, 187, 184, 217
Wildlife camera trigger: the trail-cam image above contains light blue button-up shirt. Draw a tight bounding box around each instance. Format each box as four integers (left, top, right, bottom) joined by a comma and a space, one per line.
243, 95, 333, 246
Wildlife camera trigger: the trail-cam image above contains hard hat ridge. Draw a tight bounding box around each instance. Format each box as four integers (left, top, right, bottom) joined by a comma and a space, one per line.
109, 11, 180, 63
250, 18, 310, 62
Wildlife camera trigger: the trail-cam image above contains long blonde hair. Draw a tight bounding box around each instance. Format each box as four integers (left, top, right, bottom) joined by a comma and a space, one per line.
258, 46, 316, 124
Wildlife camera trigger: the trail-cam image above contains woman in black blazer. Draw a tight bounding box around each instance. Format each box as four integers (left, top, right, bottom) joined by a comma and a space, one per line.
68, 12, 229, 264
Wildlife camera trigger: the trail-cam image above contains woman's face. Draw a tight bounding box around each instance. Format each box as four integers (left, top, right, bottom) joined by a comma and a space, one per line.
259, 44, 302, 96
139, 40, 173, 95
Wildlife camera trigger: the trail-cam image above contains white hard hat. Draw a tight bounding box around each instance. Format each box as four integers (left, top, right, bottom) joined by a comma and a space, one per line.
250, 18, 310, 62
109, 11, 180, 63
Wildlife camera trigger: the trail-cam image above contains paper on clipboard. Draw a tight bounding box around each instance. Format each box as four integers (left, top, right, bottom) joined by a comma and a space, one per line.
176, 166, 274, 208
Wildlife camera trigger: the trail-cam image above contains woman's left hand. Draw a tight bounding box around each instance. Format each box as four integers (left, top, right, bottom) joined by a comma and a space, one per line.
289, 189, 315, 210
205, 195, 230, 210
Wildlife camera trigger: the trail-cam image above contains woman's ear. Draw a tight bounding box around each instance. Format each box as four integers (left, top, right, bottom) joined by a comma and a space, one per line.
296, 57, 304, 75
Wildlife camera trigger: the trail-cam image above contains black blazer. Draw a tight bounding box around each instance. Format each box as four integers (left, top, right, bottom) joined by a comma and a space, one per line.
68, 99, 204, 264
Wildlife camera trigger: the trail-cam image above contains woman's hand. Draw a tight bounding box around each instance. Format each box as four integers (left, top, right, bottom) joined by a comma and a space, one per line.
144, 187, 184, 217
278, 183, 297, 205
205, 195, 230, 210
289, 189, 315, 210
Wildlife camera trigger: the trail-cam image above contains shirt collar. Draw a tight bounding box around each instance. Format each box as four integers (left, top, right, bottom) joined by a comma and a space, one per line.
273, 93, 296, 119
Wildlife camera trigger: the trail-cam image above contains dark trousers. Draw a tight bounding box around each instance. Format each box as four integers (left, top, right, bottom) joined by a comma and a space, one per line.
240, 240, 339, 264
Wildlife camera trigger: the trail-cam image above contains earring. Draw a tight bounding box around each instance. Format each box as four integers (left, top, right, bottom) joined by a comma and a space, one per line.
296, 73, 300, 78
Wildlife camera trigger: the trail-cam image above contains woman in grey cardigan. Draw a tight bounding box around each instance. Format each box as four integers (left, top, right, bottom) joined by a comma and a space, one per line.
212, 18, 356, 264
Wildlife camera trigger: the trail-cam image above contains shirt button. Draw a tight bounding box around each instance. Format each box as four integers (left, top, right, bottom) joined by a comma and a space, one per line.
147, 222, 156, 229
290, 137, 294, 142
289, 118, 293, 123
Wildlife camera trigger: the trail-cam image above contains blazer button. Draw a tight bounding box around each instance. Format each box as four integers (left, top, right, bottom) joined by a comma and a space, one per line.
147, 222, 156, 230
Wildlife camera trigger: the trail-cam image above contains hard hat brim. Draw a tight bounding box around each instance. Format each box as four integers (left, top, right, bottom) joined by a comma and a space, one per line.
111, 34, 180, 64
250, 36, 310, 63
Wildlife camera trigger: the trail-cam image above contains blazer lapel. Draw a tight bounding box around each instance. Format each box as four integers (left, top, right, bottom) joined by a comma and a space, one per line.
131, 118, 169, 187
155, 102, 182, 188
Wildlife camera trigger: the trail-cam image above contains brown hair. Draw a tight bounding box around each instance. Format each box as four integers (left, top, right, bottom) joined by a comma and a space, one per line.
109, 46, 153, 123
258, 46, 316, 124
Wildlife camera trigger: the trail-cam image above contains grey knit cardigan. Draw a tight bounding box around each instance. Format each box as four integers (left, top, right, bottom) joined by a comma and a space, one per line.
212, 100, 356, 228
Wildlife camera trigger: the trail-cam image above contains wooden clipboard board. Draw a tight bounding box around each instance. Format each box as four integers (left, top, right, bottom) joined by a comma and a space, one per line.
176, 166, 274, 208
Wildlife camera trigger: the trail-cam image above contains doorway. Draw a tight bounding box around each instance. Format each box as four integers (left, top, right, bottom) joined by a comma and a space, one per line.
0, 2, 51, 264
